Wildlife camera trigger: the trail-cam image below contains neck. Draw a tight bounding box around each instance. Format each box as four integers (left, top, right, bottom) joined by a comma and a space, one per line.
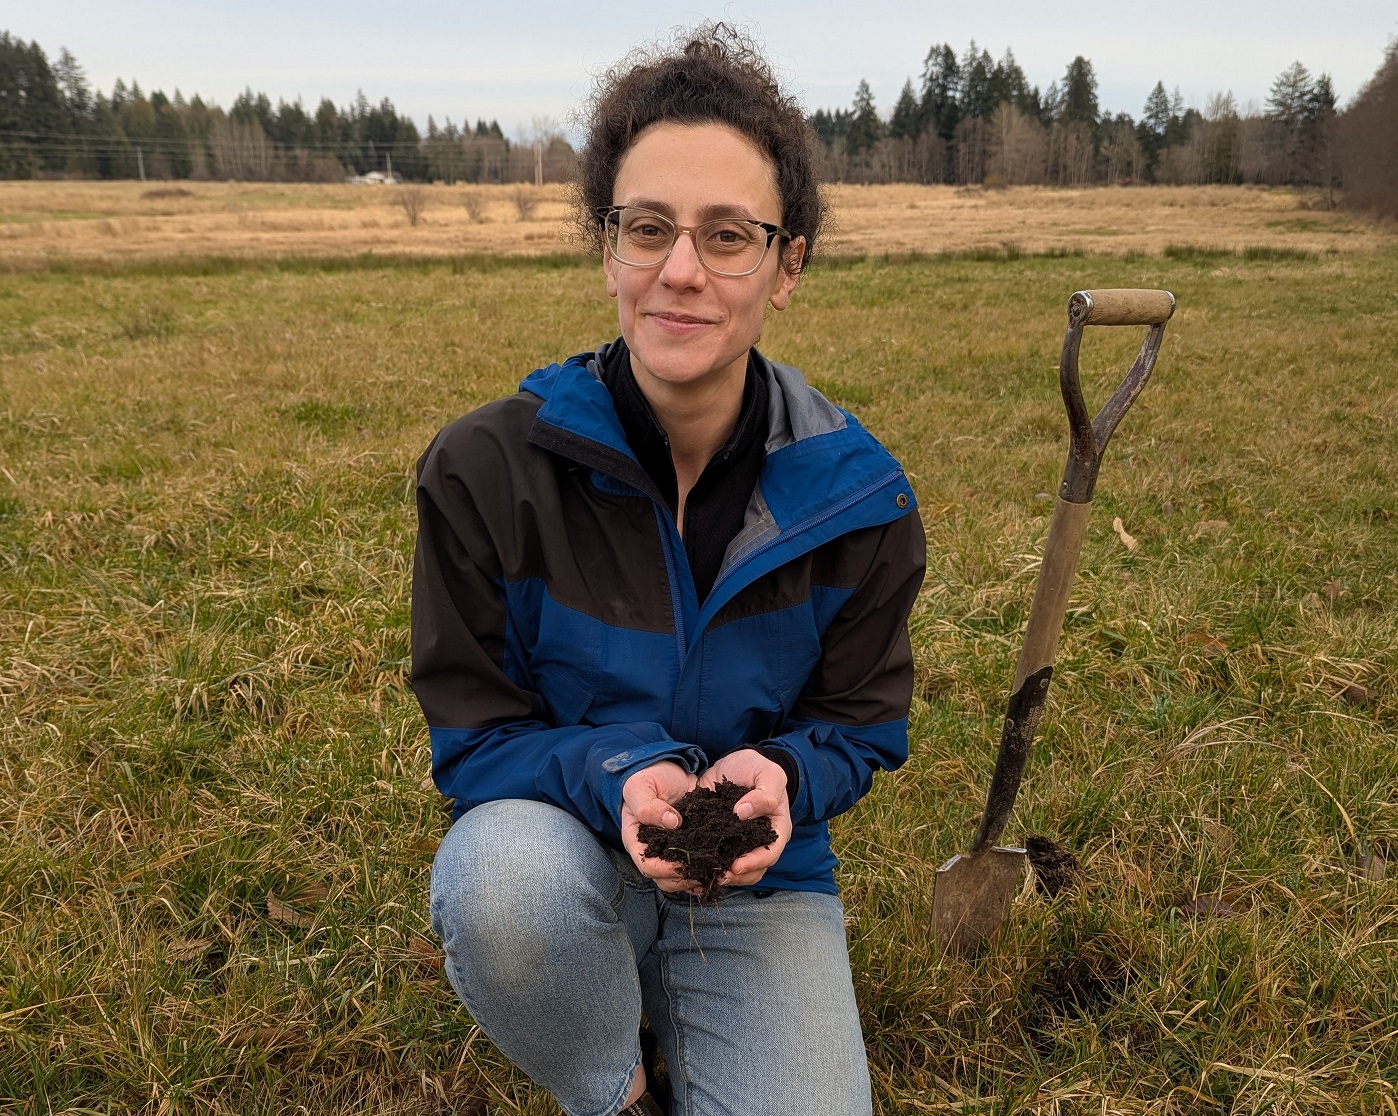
630, 352, 748, 491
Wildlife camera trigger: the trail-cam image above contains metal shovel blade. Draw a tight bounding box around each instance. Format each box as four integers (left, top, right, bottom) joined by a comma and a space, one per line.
932, 846, 1027, 955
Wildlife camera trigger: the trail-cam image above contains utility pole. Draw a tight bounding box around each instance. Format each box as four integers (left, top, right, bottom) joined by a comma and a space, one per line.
386, 152, 393, 181
534, 141, 543, 187
136, 145, 146, 182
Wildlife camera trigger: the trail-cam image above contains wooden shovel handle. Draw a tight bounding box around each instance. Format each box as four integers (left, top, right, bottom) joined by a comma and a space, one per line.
971, 497, 1091, 853
1069, 289, 1175, 327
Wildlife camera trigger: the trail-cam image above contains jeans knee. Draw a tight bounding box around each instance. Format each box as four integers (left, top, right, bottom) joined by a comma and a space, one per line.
430, 799, 622, 953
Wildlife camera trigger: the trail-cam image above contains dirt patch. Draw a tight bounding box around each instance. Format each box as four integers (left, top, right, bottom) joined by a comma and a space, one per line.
638, 779, 776, 901
1025, 834, 1084, 898
1027, 944, 1130, 1049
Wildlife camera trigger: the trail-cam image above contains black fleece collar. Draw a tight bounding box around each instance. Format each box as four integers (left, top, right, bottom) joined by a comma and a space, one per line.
595, 337, 769, 605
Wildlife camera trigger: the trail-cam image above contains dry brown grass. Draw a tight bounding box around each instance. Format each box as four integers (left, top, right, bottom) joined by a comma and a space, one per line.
824, 183, 1391, 258
0, 181, 576, 266
0, 181, 1391, 269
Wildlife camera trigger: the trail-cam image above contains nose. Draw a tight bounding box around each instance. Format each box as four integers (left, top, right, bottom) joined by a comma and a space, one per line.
657, 227, 706, 289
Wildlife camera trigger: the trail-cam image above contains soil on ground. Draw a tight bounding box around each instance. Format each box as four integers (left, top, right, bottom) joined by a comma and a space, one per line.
637, 779, 776, 902
1025, 834, 1084, 898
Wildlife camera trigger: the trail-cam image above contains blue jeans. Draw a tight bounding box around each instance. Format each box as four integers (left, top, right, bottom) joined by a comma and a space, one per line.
430, 799, 873, 1116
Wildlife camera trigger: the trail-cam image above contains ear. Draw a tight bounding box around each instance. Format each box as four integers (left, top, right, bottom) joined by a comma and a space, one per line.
767, 236, 806, 312
602, 242, 619, 299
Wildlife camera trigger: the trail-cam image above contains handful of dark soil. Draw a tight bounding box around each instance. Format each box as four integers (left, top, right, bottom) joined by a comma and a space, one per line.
637, 779, 777, 902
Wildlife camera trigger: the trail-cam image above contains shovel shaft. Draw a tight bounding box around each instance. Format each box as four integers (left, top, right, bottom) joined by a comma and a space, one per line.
969, 288, 1173, 854
971, 497, 1091, 852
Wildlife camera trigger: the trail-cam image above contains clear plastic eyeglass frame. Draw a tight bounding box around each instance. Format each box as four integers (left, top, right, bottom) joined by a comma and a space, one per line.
596, 206, 791, 277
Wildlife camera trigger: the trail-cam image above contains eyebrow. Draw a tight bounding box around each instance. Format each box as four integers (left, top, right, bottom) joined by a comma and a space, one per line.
619, 198, 768, 223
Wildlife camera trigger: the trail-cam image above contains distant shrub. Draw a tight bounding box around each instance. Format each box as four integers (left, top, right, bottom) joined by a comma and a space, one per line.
512, 186, 539, 221
397, 185, 429, 227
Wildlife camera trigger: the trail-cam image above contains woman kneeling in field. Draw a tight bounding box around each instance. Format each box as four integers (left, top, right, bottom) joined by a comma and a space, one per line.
411, 25, 925, 1116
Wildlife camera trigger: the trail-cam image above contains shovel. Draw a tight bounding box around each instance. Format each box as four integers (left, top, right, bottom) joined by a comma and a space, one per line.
932, 288, 1176, 955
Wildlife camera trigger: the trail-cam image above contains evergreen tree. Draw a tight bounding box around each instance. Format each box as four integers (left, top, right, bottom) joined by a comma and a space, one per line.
959, 42, 995, 119
920, 43, 961, 140
1163, 87, 1189, 147
1266, 61, 1314, 127
0, 35, 74, 175
1059, 56, 1099, 126
808, 107, 853, 146
889, 79, 920, 141
53, 47, 91, 121
1138, 81, 1171, 178
1305, 72, 1336, 122
846, 79, 883, 154
991, 48, 1035, 115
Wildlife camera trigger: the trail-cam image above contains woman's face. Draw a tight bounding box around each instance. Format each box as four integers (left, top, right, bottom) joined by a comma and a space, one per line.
604, 121, 803, 398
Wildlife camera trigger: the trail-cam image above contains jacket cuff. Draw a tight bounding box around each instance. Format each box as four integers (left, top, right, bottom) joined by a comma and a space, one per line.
754, 746, 800, 805
588, 734, 708, 828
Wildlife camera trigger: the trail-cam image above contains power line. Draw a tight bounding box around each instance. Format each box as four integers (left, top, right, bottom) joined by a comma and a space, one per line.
0, 126, 499, 156
0, 124, 539, 157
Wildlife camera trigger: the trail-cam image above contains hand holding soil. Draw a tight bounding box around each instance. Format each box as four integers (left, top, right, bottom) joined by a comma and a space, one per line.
637, 778, 780, 902
620, 760, 702, 894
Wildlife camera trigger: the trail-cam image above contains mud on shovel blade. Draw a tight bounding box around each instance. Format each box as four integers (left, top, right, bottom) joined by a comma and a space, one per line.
933, 288, 1175, 955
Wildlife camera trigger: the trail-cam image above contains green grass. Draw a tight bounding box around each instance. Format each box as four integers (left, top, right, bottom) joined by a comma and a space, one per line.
1, 250, 1395, 1114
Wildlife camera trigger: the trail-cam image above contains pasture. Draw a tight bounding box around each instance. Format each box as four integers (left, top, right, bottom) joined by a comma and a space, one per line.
0, 185, 1395, 1114
0, 180, 1390, 268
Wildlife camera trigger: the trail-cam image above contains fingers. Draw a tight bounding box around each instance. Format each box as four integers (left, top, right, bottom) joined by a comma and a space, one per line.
631, 797, 682, 830
733, 785, 781, 822
625, 841, 702, 895
722, 835, 783, 882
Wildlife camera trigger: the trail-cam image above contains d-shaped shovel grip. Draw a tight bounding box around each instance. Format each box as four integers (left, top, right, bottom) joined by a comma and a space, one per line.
970, 289, 1174, 854
1059, 289, 1175, 505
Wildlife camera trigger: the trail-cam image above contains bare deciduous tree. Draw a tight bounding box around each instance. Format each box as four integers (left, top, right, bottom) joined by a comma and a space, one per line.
1340, 43, 1398, 218
397, 185, 429, 227
462, 190, 486, 223
989, 103, 1048, 185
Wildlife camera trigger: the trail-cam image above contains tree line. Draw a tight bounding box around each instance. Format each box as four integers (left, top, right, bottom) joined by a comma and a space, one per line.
0, 32, 574, 184
814, 39, 1395, 215
1, 29, 1394, 218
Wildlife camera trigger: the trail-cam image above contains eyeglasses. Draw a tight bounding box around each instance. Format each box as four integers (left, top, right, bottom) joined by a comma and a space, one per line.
596, 206, 790, 277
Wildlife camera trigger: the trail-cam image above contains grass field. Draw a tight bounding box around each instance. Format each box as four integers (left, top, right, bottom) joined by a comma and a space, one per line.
1, 181, 1392, 268
1, 191, 1395, 1114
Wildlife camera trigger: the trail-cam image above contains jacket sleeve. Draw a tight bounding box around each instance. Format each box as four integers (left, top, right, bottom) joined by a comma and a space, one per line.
409, 428, 705, 840
759, 507, 926, 826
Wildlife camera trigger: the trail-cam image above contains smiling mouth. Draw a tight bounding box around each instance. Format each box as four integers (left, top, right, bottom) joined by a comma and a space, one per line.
648, 311, 717, 325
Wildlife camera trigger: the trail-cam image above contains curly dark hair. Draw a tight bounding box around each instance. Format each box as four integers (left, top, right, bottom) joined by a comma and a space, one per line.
572, 23, 827, 272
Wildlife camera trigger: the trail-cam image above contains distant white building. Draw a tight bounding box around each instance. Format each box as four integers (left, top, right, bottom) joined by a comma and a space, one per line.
347, 170, 403, 185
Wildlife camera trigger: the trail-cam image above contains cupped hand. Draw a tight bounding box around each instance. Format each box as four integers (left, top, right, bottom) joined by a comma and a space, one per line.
620, 760, 701, 894
699, 748, 793, 888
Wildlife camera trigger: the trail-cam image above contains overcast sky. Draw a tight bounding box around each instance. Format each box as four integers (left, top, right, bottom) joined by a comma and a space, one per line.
12, 2, 1398, 140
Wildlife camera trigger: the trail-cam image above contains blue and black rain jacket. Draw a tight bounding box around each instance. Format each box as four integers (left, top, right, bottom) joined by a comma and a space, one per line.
410, 347, 926, 893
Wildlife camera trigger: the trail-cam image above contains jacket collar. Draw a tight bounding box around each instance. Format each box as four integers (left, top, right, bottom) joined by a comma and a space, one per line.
519, 344, 848, 459
520, 346, 916, 636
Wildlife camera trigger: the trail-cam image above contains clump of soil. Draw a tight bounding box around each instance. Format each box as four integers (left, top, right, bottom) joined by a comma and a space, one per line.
1025, 834, 1084, 898
637, 779, 776, 902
